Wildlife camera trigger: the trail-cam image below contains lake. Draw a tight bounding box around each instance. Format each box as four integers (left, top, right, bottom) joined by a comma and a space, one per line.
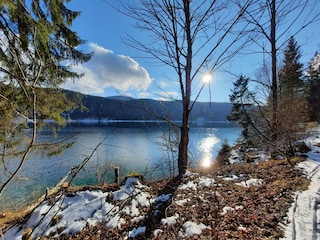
0, 122, 241, 211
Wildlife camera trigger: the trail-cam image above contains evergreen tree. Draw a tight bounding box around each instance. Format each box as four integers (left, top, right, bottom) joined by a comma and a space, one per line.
228, 75, 254, 146
277, 36, 309, 156
0, 0, 91, 84
0, 0, 91, 195
278, 36, 304, 96
306, 53, 320, 122
0, 0, 91, 124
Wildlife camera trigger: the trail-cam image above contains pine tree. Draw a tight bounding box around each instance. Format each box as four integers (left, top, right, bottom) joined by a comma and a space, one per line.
1, 0, 91, 84
277, 36, 309, 156
0, 0, 91, 195
0, 0, 91, 123
306, 53, 320, 122
228, 75, 254, 146
278, 36, 304, 96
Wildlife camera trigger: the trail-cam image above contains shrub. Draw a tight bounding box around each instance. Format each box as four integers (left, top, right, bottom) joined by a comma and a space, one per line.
216, 141, 231, 166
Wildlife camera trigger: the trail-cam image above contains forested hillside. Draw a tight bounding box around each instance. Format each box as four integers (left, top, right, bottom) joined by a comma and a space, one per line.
64, 91, 232, 122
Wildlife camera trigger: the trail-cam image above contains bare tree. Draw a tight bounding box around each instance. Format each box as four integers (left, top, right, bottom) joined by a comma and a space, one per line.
112, 0, 257, 176
242, 0, 320, 157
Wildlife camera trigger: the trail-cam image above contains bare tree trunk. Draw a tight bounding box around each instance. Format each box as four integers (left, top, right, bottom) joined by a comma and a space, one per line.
177, 0, 192, 176
270, 0, 278, 158
178, 99, 190, 176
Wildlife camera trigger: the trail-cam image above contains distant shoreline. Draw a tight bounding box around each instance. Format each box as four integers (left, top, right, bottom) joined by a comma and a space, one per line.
63, 119, 235, 128
65, 119, 232, 124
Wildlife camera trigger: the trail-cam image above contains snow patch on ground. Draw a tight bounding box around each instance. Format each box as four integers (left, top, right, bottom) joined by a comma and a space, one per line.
161, 213, 179, 225
220, 205, 244, 216
179, 221, 211, 237
236, 178, 263, 187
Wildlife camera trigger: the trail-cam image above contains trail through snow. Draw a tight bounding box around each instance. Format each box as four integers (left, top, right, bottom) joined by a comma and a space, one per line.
281, 127, 320, 240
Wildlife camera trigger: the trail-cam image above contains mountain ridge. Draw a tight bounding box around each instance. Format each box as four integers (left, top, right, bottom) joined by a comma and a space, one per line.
63, 90, 232, 122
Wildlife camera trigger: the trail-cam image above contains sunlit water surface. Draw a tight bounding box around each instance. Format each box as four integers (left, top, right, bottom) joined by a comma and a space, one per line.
0, 122, 240, 211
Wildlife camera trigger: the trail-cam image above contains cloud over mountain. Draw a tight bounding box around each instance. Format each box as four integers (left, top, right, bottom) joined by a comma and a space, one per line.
62, 43, 152, 96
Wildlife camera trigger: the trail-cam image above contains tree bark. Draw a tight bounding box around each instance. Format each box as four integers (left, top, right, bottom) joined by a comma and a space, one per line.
178, 97, 190, 176
177, 0, 192, 176
270, 0, 278, 158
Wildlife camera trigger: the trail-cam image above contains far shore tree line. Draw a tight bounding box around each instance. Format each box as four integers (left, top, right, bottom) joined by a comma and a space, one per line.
0, 0, 320, 201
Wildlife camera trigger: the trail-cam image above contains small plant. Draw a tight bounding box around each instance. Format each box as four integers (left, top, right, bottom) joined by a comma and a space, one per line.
294, 141, 311, 153
215, 141, 231, 166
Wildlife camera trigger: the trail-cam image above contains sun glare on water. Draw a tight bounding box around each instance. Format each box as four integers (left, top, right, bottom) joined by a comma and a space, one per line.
198, 135, 219, 169
201, 156, 212, 168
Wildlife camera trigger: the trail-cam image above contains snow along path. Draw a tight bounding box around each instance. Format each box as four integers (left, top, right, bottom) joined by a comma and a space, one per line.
281, 127, 320, 240
281, 160, 320, 240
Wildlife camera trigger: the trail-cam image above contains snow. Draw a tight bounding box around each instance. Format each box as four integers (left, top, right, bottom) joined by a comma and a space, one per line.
199, 176, 216, 186
3, 190, 113, 239
155, 193, 172, 203
161, 213, 179, 225
220, 173, 263, 187
178, 173, 216, 190
3, 179, 146, 239
105, 214, 123, 228
229, 148, 269, 164
179, 221, 211, 237
178, 180, 198, 190
129, 226, 146, 238
221, 174, 241, 181
220, 205, 244, 216
112, 177, 148, 201
2, 125, 320, 239
280, 126, 320, 240
235, 178, 263, 187
175, 199, 189, 206
221, 206, 236, 216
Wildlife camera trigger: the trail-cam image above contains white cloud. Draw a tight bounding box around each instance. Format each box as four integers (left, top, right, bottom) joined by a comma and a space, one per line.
62, 43, 152, 96
137, 90, 180, 101
158, 80, 169, 88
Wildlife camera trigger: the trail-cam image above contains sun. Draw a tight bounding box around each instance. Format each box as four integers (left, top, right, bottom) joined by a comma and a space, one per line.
202, 73, 212, 83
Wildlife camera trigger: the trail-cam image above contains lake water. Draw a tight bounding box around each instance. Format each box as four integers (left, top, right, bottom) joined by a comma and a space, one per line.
0, 122, 240, 211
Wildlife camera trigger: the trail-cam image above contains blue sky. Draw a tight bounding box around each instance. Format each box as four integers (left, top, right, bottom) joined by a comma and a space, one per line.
63, 0, 320, 102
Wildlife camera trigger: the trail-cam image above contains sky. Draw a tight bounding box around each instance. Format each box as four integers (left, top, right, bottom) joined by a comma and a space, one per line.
62, 0, 320, 102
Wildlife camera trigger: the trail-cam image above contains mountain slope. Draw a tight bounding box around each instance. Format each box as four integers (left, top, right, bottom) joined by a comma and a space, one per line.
64, 91, 232, 122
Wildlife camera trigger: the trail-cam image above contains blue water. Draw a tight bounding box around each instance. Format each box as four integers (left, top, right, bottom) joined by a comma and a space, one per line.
0, 122, 240, 211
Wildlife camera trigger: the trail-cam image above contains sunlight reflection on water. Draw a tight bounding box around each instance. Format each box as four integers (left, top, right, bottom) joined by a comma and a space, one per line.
0, 124, 241, 211
198, 135, 219, 168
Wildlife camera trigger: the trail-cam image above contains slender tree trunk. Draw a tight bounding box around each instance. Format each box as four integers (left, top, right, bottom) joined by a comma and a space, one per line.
178, 98, 190, 176
270, 0, 278, 158
177, 0, 192, 176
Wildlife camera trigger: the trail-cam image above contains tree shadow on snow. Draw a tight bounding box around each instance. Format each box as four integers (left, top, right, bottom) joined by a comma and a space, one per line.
144, 176, 183, 238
